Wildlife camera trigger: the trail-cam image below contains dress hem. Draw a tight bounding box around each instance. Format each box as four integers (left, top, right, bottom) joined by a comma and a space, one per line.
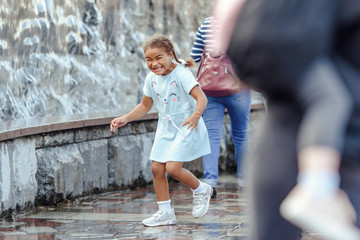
149, 151, 211, 163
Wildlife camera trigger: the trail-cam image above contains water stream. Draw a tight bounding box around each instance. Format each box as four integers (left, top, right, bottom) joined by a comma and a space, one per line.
0, 0, 211, 122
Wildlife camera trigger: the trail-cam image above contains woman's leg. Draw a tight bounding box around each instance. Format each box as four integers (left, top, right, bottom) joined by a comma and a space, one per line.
152, 161, 169, 201
341, 163, 360, 228
201, 97, 225, 188
249, 100, 302, 240
295, 58, 352, 156
280, 58, 360, 240
225, 90, 251, 179
288, 58, 352, 201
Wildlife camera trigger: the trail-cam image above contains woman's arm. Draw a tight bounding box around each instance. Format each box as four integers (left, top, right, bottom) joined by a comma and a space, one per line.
182, 85, 208, 133
110, 95, 153, 132
190, 22, 205, 63
212, 0, 247, 52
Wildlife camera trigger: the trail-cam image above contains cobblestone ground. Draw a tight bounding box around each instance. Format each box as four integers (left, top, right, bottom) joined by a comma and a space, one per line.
0, 174, 321, 240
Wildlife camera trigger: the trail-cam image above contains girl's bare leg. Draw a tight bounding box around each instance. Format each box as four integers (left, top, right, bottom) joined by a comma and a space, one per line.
142, 161, 176, 227
151, 161, 169, 201
165, 161, 200, 189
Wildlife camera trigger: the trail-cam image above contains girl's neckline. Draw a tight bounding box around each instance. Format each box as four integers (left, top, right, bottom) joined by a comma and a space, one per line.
159, 63, 179, 77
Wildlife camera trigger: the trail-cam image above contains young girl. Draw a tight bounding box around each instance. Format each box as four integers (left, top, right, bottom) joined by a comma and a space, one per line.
110, 33, 213, 227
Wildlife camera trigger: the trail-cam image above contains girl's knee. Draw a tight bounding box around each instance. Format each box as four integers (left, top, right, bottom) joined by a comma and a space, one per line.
151, 162, 166, 176
166, 164, 181, 178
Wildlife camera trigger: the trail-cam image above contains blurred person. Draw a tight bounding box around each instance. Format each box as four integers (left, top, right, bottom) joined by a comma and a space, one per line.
191, 16, 252, 198
213, 0, 360, 239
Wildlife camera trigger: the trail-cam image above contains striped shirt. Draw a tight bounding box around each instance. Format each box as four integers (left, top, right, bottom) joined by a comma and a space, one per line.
190, 17, 219, 63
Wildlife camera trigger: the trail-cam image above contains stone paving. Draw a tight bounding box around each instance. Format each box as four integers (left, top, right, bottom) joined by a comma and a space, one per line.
0, 174, 321, 240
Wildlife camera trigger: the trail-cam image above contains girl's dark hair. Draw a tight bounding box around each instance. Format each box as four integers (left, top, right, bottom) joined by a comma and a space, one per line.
142, 33, 195, 68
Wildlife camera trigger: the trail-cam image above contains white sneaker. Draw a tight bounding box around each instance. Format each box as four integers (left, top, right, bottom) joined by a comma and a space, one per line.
192, 183, 213, 218
141, 209, 176, 227
280, 186, 360, 240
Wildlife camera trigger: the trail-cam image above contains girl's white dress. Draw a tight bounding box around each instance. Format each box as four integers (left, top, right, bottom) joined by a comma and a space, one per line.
143, 64, 211, 162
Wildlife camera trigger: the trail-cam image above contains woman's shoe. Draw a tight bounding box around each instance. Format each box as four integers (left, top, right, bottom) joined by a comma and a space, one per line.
280, 186, 360, 240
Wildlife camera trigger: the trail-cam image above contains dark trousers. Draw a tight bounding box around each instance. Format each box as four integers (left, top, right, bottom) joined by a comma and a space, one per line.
227, 1, 360, 239
248, 100, 360, 240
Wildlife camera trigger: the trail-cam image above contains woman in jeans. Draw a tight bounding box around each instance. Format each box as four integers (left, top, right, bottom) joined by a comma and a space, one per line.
191, 17, 251, 198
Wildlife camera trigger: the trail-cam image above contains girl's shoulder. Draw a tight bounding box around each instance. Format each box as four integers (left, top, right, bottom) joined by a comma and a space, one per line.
172, 65, 196, 88
176, 64, 195, 79
174, 64, 192, 75
145, 71, 156, 82
146, 71, 155, 78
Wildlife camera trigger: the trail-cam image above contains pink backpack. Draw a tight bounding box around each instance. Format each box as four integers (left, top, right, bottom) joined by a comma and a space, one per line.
196, 48, 240, 97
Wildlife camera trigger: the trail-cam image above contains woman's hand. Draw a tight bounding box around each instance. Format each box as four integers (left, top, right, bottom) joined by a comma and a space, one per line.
110, 116, 128, 132
182, 113, 201, 133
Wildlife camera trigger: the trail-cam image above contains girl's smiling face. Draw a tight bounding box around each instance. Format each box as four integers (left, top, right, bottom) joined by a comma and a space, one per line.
144, 47, 175, 76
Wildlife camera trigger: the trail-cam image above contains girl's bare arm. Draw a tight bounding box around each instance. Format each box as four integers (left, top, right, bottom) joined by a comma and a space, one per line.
182, 85, 207, 133
110, 95, 153, 132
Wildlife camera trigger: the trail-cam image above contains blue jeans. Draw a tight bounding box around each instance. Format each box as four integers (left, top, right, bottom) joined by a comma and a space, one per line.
202, 90, 251, 188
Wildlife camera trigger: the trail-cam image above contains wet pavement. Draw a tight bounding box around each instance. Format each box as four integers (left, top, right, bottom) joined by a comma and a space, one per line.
0, 174, 320, 240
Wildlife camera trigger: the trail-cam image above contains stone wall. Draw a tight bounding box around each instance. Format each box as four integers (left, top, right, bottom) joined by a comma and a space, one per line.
0, 0, 213, 121
0, 108, 265, 220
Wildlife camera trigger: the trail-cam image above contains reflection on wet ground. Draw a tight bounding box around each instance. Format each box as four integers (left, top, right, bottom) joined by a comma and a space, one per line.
0, 174, 320, 240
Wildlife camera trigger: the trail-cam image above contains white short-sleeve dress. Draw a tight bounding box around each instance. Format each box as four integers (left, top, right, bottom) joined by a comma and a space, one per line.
143, 64, 211, 163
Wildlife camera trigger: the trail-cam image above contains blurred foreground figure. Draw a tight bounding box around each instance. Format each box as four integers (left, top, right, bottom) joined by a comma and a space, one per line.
214, 0, 360, 239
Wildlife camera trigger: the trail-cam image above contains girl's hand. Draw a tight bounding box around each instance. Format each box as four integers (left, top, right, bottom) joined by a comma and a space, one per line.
182, 114, 200, 133
110, 116, 128, 132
